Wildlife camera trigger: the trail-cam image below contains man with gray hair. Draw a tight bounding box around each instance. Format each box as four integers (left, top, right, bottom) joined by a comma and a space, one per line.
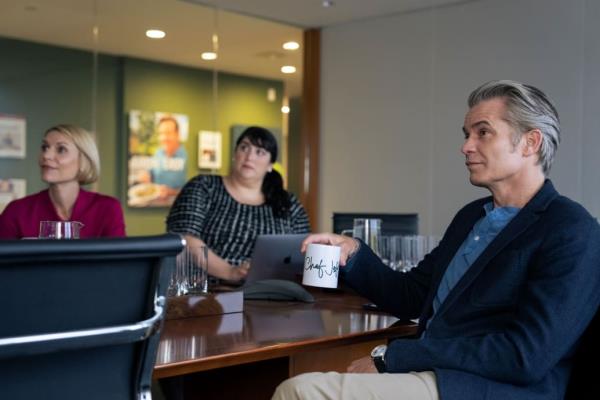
273, 80, 600, 400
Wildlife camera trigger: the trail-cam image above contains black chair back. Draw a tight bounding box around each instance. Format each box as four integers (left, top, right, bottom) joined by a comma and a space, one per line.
565, 307, 599, 399
0, 234, 184, 400
332, 212, 419, 236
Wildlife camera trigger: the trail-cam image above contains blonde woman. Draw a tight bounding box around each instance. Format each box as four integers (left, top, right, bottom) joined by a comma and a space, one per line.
0, 124, 125, 239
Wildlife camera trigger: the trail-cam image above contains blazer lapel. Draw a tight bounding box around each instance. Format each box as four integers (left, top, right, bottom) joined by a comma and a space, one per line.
434, 180, 559, 317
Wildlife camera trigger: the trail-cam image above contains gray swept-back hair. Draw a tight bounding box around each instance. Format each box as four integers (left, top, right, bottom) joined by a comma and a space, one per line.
468, 80, 560, 176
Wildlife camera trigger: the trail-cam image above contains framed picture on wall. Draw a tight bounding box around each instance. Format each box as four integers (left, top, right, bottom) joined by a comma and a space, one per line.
0, 178, 26, 212
0, 115, 26, 159
198, 130, 222, 170
127, 110, 189, 208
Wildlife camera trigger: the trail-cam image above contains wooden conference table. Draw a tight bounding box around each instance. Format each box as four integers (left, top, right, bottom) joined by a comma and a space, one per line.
154, 287, 418, 399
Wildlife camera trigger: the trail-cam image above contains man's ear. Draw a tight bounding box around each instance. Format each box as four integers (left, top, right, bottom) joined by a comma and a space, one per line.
522, 129, 542, 157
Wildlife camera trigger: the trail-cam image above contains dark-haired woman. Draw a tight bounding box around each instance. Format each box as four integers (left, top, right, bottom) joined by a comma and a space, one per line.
166, 126, 310, 282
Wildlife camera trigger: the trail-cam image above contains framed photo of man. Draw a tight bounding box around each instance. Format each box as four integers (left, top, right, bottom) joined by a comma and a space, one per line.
128, 110, 189, 208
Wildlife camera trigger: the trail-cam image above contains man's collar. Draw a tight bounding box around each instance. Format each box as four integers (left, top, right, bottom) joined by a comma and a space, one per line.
482, 179, 557, 215
520, 179, 559, 214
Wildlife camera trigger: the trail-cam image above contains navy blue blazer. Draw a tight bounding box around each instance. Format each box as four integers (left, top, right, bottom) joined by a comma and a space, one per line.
345, 180, 600, 400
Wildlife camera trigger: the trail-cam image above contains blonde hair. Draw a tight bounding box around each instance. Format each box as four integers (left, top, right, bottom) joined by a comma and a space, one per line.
44, 124, 100, 185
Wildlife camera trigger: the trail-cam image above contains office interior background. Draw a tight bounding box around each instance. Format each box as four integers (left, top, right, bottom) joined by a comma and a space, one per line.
0, 0, 598, 237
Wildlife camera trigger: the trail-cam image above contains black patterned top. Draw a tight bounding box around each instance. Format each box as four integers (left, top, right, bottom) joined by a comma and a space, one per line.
166, 175, 311, 265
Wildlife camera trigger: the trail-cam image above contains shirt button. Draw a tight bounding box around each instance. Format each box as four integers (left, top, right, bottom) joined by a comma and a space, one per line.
474, 235, 480, 241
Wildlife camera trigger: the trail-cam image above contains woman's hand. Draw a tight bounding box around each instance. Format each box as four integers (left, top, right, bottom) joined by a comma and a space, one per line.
301, 233, 360, 266
183, 234, 247, 281
229, 260, 250, 281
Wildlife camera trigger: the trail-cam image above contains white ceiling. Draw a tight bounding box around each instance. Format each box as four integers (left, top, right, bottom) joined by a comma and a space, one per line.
184, 0, 471, 28
0, 0, 469, 97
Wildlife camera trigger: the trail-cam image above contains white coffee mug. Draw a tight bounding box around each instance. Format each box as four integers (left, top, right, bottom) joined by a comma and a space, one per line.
302, 243, 341, 289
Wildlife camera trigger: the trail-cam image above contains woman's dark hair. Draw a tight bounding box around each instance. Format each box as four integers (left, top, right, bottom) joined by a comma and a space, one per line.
236, 126, 291, 217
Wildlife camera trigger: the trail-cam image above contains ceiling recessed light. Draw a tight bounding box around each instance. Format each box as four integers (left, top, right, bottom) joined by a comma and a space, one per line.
281, 66, 296, 74
201, 52, 218, 60
146, 29, 166, 39
322, 1, 335, 7
282, 41, 300, 51
281, 106, 290, 114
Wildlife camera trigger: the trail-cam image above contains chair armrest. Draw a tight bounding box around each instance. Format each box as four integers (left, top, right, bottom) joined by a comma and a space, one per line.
0, 296, 166, 360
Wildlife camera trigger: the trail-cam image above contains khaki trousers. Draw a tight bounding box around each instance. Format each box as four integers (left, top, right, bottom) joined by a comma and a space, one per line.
272, 371, 439, 400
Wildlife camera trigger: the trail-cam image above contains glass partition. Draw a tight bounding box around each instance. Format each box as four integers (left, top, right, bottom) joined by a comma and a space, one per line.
0, 0, 303, 235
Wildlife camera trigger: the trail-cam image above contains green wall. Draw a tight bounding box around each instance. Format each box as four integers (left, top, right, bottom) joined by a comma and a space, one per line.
0, 37, 285, 236
0, 38, 120, 197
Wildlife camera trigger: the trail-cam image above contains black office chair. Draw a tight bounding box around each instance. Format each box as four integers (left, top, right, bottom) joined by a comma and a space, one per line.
0, 234, 184, 400
332, 212, 419, 236
564, 306, 599, 399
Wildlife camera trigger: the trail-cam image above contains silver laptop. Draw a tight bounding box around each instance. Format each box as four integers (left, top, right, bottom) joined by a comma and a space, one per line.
244, 234, 308, 285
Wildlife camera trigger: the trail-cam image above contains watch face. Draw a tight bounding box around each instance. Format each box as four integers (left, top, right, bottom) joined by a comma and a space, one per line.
371, 344, 387, 373
371, 344, 387, 358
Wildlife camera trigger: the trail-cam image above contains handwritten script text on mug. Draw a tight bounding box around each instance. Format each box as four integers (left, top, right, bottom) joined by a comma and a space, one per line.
304, 256, 339, 279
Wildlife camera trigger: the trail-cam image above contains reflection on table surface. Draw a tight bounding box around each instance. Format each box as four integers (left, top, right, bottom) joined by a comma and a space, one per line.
155, 288, 416, 377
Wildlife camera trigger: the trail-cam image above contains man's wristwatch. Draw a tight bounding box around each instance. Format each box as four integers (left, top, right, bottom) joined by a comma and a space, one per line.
371, 344, 387, 373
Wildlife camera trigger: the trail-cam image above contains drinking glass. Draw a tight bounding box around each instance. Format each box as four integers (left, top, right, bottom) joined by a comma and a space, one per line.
400, 236, 415, 271
38, 221, 83, 239
169, 245, 208, 296
400, 235, 439, 272
341, 218, 382, 256
187, 245, 209, 294
388, 235, 403, 271
379, 235, 390, 266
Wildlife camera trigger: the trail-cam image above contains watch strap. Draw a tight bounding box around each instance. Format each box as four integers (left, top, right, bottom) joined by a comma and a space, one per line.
371, 344, 387, 373
373, 355, 386, 373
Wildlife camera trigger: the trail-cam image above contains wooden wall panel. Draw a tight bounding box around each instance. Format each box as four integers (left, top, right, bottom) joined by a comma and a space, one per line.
300, 29, 321, 230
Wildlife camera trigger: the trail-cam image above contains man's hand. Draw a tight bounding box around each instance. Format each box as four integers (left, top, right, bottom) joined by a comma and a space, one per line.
136, 169, 151, 183
347, 355, 377, 373
301, 233, 359, 266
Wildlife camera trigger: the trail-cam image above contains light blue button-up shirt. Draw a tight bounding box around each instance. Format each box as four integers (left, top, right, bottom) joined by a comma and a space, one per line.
432, 202, 520, 315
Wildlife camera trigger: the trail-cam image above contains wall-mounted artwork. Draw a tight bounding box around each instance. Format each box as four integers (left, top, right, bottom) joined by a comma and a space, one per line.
0, 178, 26, 212
0, 115, 26, 159
198, 130, 222, 170
128, 110, 189, 208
